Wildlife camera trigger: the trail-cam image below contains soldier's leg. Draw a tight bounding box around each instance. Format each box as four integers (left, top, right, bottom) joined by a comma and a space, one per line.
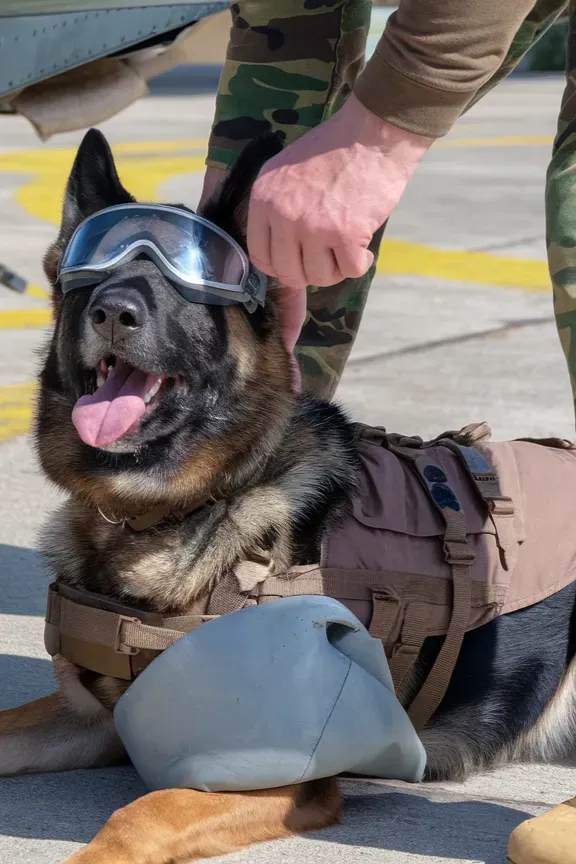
546, 1, 576, 418
206, 0, 376, 398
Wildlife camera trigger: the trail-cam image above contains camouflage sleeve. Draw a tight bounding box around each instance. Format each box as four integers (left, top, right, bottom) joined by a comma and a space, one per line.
206, 0, 372, 170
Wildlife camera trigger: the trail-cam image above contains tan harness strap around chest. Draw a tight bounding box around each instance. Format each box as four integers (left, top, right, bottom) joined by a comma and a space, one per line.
45, 582, 217, 680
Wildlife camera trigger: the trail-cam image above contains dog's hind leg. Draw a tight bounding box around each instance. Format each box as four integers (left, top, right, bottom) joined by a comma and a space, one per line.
62, 780, 341, 863
513, 653, 576, 763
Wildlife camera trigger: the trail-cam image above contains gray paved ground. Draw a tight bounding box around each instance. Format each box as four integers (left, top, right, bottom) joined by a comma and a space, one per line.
1, 73, 575, 863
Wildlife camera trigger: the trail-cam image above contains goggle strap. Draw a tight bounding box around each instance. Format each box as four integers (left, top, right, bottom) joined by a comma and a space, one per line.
246, 267, 268, 307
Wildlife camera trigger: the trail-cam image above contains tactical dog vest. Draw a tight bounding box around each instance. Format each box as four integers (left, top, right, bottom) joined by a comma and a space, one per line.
45, 422, 576, 730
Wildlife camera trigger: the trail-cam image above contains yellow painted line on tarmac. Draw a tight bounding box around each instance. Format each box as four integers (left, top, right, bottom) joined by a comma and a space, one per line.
25, 284, 49, 299
0, 139, 208, 162
0, 308, 52, 329
0, 382, 36, 443
112, 139, 208, 154
377, 240, 550, 291
0, 148, 207, 225
438, 134, 553, 149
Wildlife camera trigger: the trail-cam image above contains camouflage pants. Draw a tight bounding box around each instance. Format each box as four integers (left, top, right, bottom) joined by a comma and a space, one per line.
208, 0, 572, 404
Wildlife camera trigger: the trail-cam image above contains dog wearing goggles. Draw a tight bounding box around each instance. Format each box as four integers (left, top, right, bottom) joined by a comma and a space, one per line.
1, 129, 576, 863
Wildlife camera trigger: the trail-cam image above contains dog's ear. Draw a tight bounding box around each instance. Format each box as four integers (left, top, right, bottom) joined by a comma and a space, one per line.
44, 128, 134, 285
200, 133, 283, 246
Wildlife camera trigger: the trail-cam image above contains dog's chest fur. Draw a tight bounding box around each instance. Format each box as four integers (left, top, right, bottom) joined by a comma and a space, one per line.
40, 403, 359, 618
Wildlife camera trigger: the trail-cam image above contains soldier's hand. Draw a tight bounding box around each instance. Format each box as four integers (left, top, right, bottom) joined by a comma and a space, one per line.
247, 95, 433, 291
199, 166, 304, 368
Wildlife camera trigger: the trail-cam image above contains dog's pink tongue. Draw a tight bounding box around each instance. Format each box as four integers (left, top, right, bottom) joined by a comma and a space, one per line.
72, 361, 150, 447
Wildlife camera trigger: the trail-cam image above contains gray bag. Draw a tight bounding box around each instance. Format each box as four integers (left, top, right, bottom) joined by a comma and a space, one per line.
114, 595, 427, 792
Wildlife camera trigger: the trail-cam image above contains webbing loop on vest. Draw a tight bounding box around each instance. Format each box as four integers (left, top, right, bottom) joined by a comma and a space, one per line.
388, 600, 430, 706
370, 587, 402, 647
444, 540, 475, 566
441, 439, 518, 572
206, 571, 258, 616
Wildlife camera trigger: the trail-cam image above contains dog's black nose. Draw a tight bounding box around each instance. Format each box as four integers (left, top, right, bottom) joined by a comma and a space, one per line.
89, 288, 148, 341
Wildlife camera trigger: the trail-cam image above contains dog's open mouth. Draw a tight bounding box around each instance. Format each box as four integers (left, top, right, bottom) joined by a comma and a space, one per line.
72, 357, 180, 448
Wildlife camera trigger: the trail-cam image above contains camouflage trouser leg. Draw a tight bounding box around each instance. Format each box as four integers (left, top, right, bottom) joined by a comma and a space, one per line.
206, 0, 376, 399
546, 2, 576, 417
467, 0, 576, 418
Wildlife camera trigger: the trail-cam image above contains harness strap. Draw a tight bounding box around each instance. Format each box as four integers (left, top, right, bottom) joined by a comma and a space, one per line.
206, 570, 257, 615
258, 569, 377, 601
438, 439, 517, 572
379, 442, 474, 729
387, 599, 430, 705
407, 452, 474, 730
45, 583, 216, 680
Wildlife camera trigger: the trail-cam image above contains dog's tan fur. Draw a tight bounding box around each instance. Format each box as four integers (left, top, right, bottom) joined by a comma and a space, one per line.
62, 781, 340, 864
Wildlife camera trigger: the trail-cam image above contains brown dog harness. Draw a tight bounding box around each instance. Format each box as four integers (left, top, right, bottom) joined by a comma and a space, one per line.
44, 422, 576, 729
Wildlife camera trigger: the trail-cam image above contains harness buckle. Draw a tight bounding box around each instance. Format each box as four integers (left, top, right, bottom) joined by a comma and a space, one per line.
115, 615, 140, 655
392, 643, 421, 662
443, 540, 476, 566
490, 496, 515, 516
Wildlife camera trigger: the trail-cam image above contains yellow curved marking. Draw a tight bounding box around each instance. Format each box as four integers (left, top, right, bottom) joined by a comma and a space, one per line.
377, 241, 550, 291
0, 382, 36, 443
0, 146, 207, 227
0, 308, 52, 329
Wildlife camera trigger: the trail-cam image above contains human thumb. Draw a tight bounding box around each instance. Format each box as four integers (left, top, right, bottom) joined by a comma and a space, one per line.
271, 283, 308, 355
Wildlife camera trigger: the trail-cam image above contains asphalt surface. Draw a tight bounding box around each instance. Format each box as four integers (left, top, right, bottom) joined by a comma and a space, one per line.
1, 74, 575, 863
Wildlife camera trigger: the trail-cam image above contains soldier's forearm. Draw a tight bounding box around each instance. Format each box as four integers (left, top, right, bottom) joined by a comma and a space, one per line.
355, 0, 538, 138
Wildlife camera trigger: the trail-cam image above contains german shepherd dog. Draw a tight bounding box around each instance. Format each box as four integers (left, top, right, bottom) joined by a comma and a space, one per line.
1, 129, 575, 863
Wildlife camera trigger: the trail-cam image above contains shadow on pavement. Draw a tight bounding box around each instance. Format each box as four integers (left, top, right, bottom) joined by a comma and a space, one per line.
0, 543, 48, 616
0, 766, 146, 844
147, 64, 223, 96
315, 790, 531, 863
0, 778, 530, 858
0, 655, 55, 710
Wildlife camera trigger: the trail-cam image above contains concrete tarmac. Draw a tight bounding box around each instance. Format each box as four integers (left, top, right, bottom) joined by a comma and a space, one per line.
0, 74, 575, 863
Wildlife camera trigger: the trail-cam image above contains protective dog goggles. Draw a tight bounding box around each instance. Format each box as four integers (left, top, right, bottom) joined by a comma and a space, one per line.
57, 204, 267, 312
